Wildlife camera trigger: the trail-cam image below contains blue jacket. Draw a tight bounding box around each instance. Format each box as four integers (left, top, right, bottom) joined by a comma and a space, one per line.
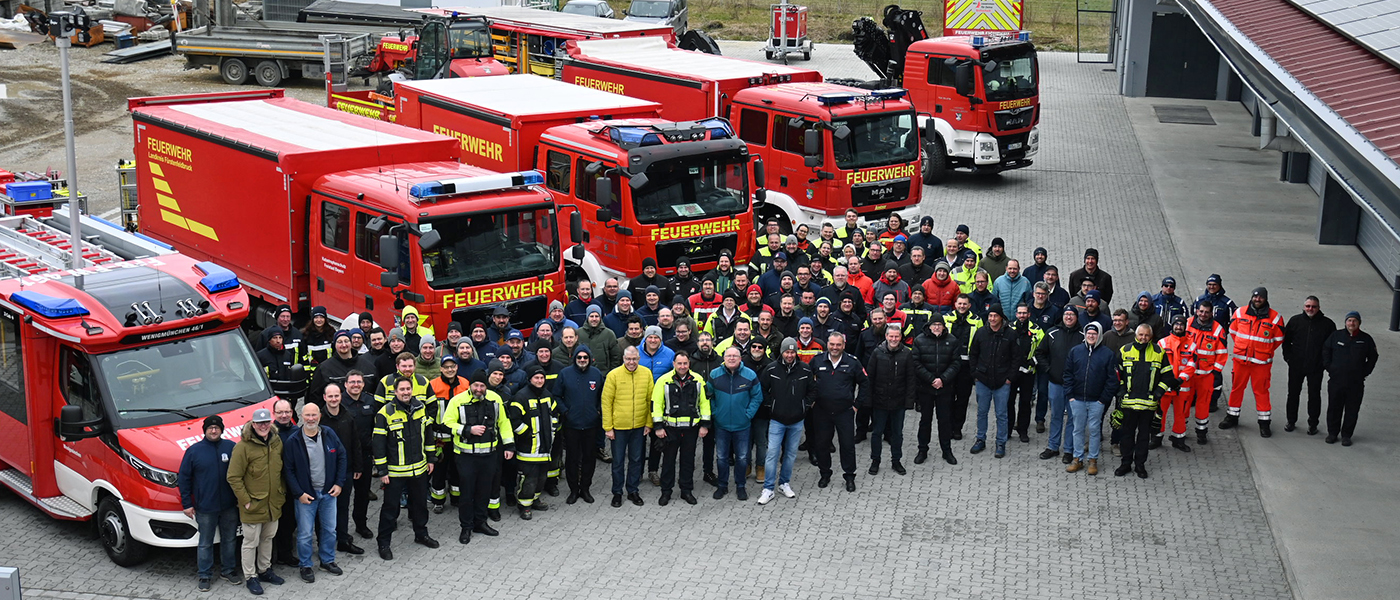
1196, 290, 1237, 329
177, 437, 237, 513
994, 273, 1032, 313
283, 426, 349, 499
553, 347, 605, 430
1063, 341, 1120, 405
603, 310, 636, 339
1152, 292, 1189, 327
707, 364, 762, 432
638, 344, 675, 382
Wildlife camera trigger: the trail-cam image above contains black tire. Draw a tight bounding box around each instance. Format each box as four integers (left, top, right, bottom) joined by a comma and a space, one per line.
765, 50, 775, 60
97, 497, 149, 567
921, 136, 947, 185
801, 50, 811, 61
219, 58, 248, 85
254, 60, 283, 87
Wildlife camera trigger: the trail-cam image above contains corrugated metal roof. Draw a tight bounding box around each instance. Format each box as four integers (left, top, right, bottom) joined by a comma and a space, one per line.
1210, 0, 1400, 162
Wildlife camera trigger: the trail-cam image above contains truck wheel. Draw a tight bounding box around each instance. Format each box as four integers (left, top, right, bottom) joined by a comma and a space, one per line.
254, 61, 283, 87
219, 58, 248, 85
801, 51, 811, 61
765, 50, 774, 60
97, 497, 149, 567
921, 137, 947, 185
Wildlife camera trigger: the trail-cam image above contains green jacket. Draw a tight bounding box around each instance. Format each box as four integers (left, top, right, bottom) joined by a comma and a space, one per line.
226, 429, 286, 524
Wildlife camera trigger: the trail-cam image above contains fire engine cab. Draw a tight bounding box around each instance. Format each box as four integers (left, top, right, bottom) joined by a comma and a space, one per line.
0, 210, 273, 566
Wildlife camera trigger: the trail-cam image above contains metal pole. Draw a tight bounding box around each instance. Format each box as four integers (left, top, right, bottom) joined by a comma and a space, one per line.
57, 31, 84, 269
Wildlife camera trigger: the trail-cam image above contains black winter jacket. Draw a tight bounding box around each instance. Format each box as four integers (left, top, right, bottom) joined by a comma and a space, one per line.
865, 343, 918, 410
1283, 312, 1336, 372
761, 359, 816, 425
968, 323, 1023, 389
1322, 329, 1378, 381
1039, 324, 1084, 385
809, 353, 870, 414
910, 330, 961, 399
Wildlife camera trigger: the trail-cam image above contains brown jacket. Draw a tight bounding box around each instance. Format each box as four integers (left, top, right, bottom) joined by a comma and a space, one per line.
226, 428, 286, 524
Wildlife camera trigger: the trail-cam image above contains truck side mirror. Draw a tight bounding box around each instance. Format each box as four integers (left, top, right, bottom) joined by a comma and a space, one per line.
753, 157, 765, 187
596, 207, 614, 222
378, 235, 400, 270
628, 172, 649, 190
596, 177, 612, 206
571, 245, 586, 261
954, 63, 974, 97
418, 229, 441, 251
57, 405, 103, 440
380, 271, 399, 288
834, 125, 851, 140
569, 211, 584, 244
802, 129, 822, 167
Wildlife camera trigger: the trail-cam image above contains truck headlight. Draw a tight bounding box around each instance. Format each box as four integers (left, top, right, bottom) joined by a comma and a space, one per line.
121, 448, 179, 487
978, 141, 996, 153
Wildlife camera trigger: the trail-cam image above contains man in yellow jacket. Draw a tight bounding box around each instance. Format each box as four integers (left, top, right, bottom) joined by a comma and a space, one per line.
602, 345, 653, 508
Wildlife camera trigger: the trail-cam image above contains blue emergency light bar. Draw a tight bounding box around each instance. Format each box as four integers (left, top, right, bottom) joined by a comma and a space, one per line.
972, 31, 1032, 48
699, 118, 734, 139
409, 171, 545, 200
871, 88, 908, 100
610, 128, 664, 147
10, 290, 90, 318
195, 261, 241, 293
816, 92, 858, 106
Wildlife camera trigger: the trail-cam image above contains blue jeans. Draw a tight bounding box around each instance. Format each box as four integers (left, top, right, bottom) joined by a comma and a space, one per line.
974, 381, 1012, 445
715, 427, 751, 491
195, 507, 239, 579
1046, 383, 1074, 452
763, 421, 804, 490
749, 417, 770, 468
869, 408, 906, 463
610, 428, 646, 495
1070, 399, 1106, 459
295, 494, 337, 567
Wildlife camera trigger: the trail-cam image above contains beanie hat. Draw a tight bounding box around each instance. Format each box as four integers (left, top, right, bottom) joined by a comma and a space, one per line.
471, 319, 487, 332
1345, 311, 1361, 323
1084, 322, 1103, 334
642, 257, 657, 269
358, 311, 374, 323
676, 256, 690, 267
1206, 274, 1221, 285
956, 224, 969, 235
525, 365, 545, 378
587, 304, 603, 317
265, 325, 284, 338
747, 284, 762, 296
893, 234, 907, 243
920, 215, 934, 228
470, 371, 489, 385
780, 337, 798, 354
934, 260, 950, 272
644, 325, 663, 340
333, 330, 352, 345
549, 300, 564, 312
1084, 248, 1099, 260
311, 305, 328, 318
447, 321, 464, 333
388, 327, 405, 342
1085, 290, 1101, 301
986, 303, 1006, 319
991, 237, 1005, 248
645, 285, 660, 297
798, 317, 814, 328
203, 415, 225, 432
1251, 287, 1268, 301
420, 335, 436, 349
615, 289, 632, 301
488, 359, 505, 375
1162, 277, 1176, 287
1033, 247, 1047, 257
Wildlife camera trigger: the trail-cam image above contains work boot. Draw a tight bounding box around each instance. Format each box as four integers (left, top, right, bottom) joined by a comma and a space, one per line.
504, 495, 517, 507
658, 492, 671, 506
1086, 459, 1099, 476
545, 482, 560, 497
844, 475, 856, 492
1036, 421, 1046, 433
1259, 420, 1272, 438
970, 439, 986, 454
1210, 399, 1219, 413
1135, 465, 1149, 478
1342, 437, 1353, 447
1284, 422, 1297, 432
755, 466, 765, 483
1018, 431, 1029, 443
1114, 464, 1132, 477
611, 494, 623, 507
868, 463, 879, 475
459, 529, 471, 545
1066, 459, 1083, 473
487, 508, 501, 522
1219, 414, 1239, 429
1197, 429, 1209, 445
519, 506, 532, 520
817, 475, 831, 488
1039, 449, 1059, 460
1171, 437, 1192, 452
1061, 453, 1073, 465
432, 503, 444, 514
914, 450, 929, 464
1149, 434, 1163, 449
943, 452, 957, 465
648, 471, 660, 486
744, 465, 752, 480
892, 460, 906, 475
533, 501, 549, 511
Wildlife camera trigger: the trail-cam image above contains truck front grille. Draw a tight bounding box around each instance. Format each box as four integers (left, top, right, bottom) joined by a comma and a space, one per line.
851, 178, 912, 208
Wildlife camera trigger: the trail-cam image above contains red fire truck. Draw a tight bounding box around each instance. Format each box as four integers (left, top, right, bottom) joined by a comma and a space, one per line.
389, 75, 759, 278
561, 37, 922, 233
129, 90, 582, 333
0, 210, 275, 565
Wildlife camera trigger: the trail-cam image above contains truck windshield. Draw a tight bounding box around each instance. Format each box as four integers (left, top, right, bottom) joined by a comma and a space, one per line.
449, 22, 492, 59
631, 154, 749, 225
983, 49, 1037, 102
832, 111, 919, 171
100, 329, 269, 427
628, 0, 671, 18
421, 207, 560, 289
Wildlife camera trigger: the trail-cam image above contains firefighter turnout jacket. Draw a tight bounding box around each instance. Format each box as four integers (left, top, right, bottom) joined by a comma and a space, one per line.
443, 389, 515, 455
372, 398, 437, 478
508, 385, 561, 462
1118, 342, 1177, 411
651, 369, 712, 429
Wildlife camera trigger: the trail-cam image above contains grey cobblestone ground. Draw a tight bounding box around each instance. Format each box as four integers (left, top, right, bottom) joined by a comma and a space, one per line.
0, 46, 1288, 599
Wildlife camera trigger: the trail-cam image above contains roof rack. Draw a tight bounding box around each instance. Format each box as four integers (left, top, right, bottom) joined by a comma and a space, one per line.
0, 215, 124, 278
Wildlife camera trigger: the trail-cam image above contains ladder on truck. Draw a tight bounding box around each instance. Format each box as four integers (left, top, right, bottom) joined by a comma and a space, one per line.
0, 214, 125, 277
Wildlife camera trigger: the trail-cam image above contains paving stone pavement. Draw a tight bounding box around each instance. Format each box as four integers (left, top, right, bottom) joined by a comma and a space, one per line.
0, 47, 1290, 599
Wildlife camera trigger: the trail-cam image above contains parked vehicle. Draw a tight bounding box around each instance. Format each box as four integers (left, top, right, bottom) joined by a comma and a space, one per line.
562, 0, 616, 19
623, 0, 686, 35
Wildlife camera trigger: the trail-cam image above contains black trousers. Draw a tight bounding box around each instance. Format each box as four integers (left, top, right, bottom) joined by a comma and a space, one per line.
515, 461, 547, 507
350, 465, 372, 530
455, 452, 496, 530
916, 393, 954, 454
1008, 371, 1035, 435
497, 455, 515, 505
1118, 408, 1155, 469
335, 472, 362, 543
377, 474, 430, 547
273, 496, 297, 562
563, 427, 599, 495
1326, 379, 1366, 438
430, 448, 459, 506
952, 364, 974, 434
647, 430, 663, 472
659, 426, 699, 493
855, 406, 871, 435
702, 430, 716, 474
1287, 365, 1325, 427
809, 408, 856, 478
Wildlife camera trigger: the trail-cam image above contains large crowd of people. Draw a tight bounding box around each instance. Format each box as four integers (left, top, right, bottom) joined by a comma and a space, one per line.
176, 211, 1379, 594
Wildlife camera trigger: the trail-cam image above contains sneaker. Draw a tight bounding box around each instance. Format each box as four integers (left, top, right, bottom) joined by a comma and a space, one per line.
713, 487, 728, 500
735, 488, 748, 501
779, 483, 796, 498
1039, 449, 1059, 460
1110, 445, 1121, 457
319, 563, 342, 576
199, 578, 211, 592
246, 579, 264, 596
703, 472, 718, 486
970, 439, 986, 454
1061, 453, 1073, 465
223, 572, 244, 586
994, 445, 1005, 458
300, 567, 315, 583
756, 489, 776, 505
257, 570, 284, 585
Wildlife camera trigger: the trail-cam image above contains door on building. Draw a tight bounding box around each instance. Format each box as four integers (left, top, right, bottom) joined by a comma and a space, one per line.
1146, 12, 1219, 99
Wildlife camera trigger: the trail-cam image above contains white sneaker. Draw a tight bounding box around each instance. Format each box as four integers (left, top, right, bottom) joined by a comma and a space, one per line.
756, 489, 776, 505
778, 483, 796, 498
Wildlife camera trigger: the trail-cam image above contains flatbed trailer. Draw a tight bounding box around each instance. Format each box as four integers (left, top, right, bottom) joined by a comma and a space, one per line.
174, 21, 386, 86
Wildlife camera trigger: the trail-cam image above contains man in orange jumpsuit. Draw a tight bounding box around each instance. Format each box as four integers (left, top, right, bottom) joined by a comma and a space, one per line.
1222, 288, 1285, 437
1186, 301, 1227, 445
1156, 316, 1196, 451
